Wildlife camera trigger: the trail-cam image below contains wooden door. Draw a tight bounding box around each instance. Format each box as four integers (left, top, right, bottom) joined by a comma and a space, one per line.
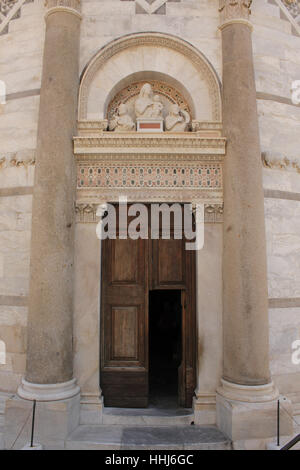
151, 231, 196, 408
101, 234, 149, 407
101, 204, 196, 408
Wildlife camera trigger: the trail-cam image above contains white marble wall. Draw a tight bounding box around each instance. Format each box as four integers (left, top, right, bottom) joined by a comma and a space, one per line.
251, 1, 300, 410
0, 0, 300, 416
80, 0, 221, 80
0, 0, 44, 394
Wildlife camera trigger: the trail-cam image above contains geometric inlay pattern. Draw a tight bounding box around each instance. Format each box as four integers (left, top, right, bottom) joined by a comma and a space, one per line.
78, 162, 222, 190
123, 0, 181, 15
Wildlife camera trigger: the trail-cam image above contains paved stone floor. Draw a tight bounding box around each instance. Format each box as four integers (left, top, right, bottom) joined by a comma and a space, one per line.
66, 425, 231, 450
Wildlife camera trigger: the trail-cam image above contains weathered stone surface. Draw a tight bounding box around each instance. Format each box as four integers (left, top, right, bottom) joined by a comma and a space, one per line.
25, 7, 81, 384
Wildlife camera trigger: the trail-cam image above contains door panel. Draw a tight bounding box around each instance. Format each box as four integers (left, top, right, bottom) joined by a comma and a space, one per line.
101, 235, 148, 407
152, 236, 186, 289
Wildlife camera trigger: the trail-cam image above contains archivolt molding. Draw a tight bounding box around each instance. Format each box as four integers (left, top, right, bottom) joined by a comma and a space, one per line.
78, 33, 222, 122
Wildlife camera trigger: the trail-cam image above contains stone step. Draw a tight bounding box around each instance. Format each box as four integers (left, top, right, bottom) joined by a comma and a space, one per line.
66, 425, 231, 450
102, 406, 194, 426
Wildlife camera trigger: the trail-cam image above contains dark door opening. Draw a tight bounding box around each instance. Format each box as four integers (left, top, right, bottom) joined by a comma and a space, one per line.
149, 290, 182, 407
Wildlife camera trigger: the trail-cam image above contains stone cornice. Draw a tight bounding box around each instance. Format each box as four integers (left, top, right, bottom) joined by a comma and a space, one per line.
73, 134, 227, 157
219, 0, 252, 25
45, 0, 81, 19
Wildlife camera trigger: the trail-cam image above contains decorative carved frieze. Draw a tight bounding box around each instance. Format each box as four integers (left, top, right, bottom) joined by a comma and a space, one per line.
77, 161, 222, 191
0, 0, 18, 16
0, 151, 36, 168
75, 203, 99, 223
77, 120, 108, 134
75, 202, 223, 224
283, 0, 300, 20
219, 0, 252, 23
0, 0, 33, 36
204, 204, 224, 224
262, 151, 300, 173
74, 134, 227, 154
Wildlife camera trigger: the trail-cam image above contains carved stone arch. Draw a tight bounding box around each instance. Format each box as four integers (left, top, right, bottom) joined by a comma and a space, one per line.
78, 33, 222, 122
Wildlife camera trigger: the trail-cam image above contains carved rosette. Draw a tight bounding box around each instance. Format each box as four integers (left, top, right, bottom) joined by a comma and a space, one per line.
219, 0, 252, 25
45, 0, 81, 16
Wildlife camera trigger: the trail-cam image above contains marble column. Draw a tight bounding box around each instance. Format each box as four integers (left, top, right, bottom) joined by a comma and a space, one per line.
18, 0, 81, 401
216, 0, 286, 445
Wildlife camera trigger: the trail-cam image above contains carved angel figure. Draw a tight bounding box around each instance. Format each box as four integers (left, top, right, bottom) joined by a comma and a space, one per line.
165, 104, 190, 132
108, 103, 135, 132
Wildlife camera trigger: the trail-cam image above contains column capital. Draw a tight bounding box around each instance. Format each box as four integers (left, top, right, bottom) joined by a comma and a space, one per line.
219, 0, 253, 29
45, 0, 81, 19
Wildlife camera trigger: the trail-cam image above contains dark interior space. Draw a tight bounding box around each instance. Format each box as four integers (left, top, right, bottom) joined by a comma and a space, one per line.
149, 290, 182, 407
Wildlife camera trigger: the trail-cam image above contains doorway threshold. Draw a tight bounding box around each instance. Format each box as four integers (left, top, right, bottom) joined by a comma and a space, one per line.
102, 405, 194, 426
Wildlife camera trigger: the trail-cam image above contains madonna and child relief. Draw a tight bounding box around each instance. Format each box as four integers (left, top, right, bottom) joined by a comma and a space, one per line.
108, 83, 191, 132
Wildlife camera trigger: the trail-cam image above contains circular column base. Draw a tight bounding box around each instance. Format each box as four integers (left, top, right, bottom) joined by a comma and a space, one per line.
217, 379, 279, 403
18, 378, 80, 401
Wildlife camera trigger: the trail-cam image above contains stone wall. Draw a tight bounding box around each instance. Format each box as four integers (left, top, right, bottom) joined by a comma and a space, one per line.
252, 0, 300, 415
0, 0, 44, 395
0, 0, 300, 424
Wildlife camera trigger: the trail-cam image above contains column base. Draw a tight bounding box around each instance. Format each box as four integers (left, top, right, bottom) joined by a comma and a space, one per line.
4, 393, 80, 450
193, 393, 216, 425
18, 378, 80, 401
216, 380, 293, 448
80, 393, 103, 425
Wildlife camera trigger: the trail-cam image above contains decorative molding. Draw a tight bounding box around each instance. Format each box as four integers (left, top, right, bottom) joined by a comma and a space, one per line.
77, 120, 108, 135
45, 0, 80, 12
219, 0, 252, 24
74, 134, 227, 154
0, 0, 33, 36
272, 0, 300, 36
78, 33, 222, 122
77, 161, 222, 191
204, 204, 224, 223
120, 0, 182, 15
262, 151, 300, 173
0, 151, 36, 169
75, 203, 99, 223
77, 120, 223, 137
283, 0, 300, 19
75, 202, 223, 224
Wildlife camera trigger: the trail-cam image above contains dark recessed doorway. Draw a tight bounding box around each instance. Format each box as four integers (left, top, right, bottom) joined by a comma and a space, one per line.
149, 290, 182, 408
